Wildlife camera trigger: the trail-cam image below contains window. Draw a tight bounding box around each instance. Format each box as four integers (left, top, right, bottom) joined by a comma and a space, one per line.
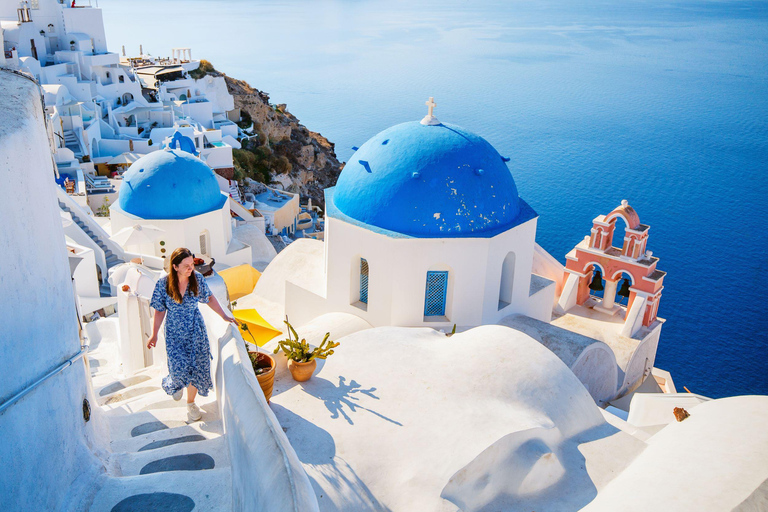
359, 258, 369, 304
424, 271, 448, 316
118, 75, 124, 83
199, 232, 209, 255
498, 251, 516, 310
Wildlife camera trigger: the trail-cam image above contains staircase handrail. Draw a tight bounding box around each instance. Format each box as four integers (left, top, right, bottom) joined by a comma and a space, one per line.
228, 197, 259, 223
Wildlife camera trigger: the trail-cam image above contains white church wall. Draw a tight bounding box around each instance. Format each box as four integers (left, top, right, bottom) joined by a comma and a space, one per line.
324, 218, 393, 326
484, 217, 539, 324
110, 198, 252, 269
322, 216, 545, 329
0, 69, 106, 512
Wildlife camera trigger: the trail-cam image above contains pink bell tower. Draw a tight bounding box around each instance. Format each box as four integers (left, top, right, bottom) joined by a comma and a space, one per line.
557, 201, 665, 336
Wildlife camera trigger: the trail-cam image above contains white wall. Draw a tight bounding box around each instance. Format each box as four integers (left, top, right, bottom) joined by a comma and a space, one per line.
618, 326, 663, 398
317, 216, 543, 329
206, 310, 320, 512
62, 7, 108, 54
68, 240, 100, 298
0, 69, 105, 512
110, 198, 251, 269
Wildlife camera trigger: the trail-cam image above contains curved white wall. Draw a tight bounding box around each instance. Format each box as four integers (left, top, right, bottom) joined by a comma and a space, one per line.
204, 309, 319, 512
0, 69, 105, 511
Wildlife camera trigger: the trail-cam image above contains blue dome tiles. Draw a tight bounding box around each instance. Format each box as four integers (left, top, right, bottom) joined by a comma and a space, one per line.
118, 150, 227, 220
331, 121, 534, 238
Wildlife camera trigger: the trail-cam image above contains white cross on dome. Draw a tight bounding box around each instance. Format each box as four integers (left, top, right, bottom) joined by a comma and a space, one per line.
420, 97, 441, 126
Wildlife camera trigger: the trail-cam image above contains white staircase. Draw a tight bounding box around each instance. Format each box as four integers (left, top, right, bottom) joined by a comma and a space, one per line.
229, 182, 241, 203
57, 188, 125, 296
85, 321, 232, 511
63, 130, 84, 159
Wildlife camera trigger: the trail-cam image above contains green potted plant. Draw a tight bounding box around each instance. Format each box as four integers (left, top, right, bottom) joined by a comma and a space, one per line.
274, 317, 338, 382
241, 322, 276, 402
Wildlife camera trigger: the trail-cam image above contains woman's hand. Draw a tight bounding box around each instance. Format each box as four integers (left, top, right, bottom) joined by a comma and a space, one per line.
223, 315, 239, 326
147, 334, 157, 349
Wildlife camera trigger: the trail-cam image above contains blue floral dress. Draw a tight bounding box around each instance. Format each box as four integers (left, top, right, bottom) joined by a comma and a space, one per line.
150, 271, 214, 397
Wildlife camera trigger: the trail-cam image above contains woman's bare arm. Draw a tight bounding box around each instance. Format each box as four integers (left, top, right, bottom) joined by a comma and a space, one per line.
147, 310, 166, 349
207, 295, 238, 325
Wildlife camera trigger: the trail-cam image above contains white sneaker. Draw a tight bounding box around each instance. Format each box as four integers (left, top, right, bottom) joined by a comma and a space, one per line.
187, 402, 202, 421
172, 389, 183, 401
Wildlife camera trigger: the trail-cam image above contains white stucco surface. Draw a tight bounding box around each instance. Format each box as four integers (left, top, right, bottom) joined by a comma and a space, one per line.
232, 223, 278, 270
583, 396, 768, 512
249, 238, 326, 306
498, 314, 619, 404
0, 69, 106, 511
267, 324, 641, 511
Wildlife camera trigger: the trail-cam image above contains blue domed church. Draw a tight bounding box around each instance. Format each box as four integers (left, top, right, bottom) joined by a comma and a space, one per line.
285, 102, 555, 328
110, 144, 252, 269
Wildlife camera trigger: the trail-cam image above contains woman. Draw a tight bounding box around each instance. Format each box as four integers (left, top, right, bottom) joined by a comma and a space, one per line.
147, 247, 237, 421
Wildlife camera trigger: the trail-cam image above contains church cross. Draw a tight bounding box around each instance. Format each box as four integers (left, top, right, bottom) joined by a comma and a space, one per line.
421, 97, 441, 126
426, 97, 436, 117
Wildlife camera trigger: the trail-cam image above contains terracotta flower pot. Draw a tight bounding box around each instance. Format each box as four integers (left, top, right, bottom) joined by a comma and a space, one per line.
288, 358, 316, 382
248, 352, 275, 402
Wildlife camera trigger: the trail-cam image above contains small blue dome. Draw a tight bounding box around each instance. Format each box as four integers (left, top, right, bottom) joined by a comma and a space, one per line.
119, 150, 226, 219
331, 121, 523, 237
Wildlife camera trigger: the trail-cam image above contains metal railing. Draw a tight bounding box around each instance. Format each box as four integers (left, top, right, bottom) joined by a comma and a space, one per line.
0, 345, 89, 415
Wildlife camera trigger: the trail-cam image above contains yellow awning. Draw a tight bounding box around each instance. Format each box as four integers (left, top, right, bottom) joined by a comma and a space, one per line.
219, 264, 261, 301
233, 309, 281, 347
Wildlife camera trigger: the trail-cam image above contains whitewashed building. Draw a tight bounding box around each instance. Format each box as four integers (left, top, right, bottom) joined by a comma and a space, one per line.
285, 108, 555, 329
109, 143, 252, 269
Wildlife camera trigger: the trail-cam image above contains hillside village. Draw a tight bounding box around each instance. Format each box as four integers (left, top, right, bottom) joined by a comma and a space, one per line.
2, 2, 767, 511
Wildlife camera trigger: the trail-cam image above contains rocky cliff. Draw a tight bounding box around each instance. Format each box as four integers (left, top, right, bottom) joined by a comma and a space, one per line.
223, 75, 343, 207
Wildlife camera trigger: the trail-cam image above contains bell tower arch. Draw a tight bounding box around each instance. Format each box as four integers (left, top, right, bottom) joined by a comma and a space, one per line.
558, 201, 665, 337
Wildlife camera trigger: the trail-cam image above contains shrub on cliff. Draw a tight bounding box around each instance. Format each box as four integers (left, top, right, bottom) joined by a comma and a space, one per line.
189, 60, 217, 79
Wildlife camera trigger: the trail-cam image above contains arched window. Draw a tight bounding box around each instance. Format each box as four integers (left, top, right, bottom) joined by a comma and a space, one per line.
359, 258, 369, 304
118, 75, 124, 83
424, 271, 449, 317
498, 251, 516, 310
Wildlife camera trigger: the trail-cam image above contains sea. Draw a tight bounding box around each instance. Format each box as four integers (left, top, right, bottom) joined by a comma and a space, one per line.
102, 0, 768, 398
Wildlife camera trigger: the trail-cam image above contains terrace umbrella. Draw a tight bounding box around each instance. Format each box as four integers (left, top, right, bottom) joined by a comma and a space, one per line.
109, 224, 165, 250
233, 309, 282, 347
107, 152, 142, 166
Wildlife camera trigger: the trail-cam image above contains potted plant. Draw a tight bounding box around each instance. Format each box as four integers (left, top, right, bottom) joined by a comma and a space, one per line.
241, 323, 276, 402
273, 317, 339, 382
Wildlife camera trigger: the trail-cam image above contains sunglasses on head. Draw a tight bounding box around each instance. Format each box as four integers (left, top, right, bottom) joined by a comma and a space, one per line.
174, 251, 195, 263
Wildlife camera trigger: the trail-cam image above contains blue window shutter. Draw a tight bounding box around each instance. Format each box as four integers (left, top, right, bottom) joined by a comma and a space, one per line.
360, 258, 369, 304
424, 271, 448, 316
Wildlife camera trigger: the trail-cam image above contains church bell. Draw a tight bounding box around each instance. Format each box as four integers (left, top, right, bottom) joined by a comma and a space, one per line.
618, 278, 631, 298
589, 269, 604, 292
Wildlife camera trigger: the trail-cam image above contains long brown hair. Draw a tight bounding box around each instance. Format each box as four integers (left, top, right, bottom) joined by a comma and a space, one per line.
167, 247, 198, 303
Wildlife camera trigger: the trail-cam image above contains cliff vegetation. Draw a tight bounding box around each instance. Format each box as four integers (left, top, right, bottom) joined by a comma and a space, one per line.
193, 61, 342, 206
